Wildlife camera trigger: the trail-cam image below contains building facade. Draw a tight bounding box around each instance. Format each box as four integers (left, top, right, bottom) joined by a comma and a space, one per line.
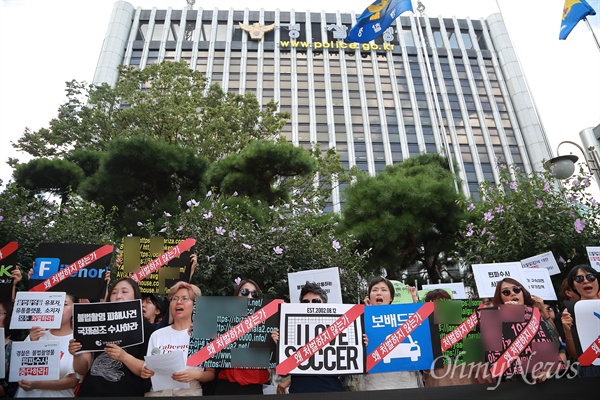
94, 1, 553, 212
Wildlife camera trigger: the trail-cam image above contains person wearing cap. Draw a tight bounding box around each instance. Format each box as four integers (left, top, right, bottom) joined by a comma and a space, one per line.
142, 293, 166, 328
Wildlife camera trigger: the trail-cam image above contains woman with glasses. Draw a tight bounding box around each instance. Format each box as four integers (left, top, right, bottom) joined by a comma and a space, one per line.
213, 279, 270, 396
141, 281, 215, 396
560, 264, 600, 377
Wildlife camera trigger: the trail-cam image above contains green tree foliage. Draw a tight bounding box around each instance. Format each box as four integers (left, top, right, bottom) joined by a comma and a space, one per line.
11, 61, 290, 162
78, 137, 209, 237
208, 140, 316, 204
455, 163, 600, 280
13, 158, 85, 204
339, 153, 464, 282
136, 193, 369, 303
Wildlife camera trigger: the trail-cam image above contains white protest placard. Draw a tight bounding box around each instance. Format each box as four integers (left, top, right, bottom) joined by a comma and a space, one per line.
9, 340, 60, 382
574, 299, 600, 366
421, 282, 467, 299
520, 267, 557, 300
144, 351, 190, 391
10, 292, 65, 330
287, 267, 342, 304
586, 246, 600, 272
471, 262, 524, 299
520, 251, 560, 276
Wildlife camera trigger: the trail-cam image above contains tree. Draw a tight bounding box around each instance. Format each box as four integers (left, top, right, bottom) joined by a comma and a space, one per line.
339, 153, 464, 282
78, 137, 209, 236
455, 163, 600, 288
208, 139, 316, 204
11, 61, 290, 162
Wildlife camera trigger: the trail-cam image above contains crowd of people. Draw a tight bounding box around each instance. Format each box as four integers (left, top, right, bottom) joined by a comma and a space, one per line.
0, 262, 598, 397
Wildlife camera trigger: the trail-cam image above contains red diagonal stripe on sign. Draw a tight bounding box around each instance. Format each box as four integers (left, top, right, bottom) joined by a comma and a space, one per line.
440, 304, 486, 352
29, 245, 114, 292
490, 307, 541, 377
187, 299, 283, 367
276, 304, 364, 375
0, 241, 18, 261
129, 238, 196, 283
578, 336, 600, 366
366, 302, 435, 372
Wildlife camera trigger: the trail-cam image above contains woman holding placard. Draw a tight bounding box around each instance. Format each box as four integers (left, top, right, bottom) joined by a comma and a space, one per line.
15, 293, 80, 398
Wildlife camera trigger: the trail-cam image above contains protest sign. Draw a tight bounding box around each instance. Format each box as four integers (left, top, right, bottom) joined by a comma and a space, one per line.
471, 262, 524, 299
520, 267, 557, 300
276, 303, 364, 375
118, 236, 195, 294
586, 246, 600, 272
73, 300, 144, 351
287, 268, 342, 304
422, 282, 467, 300
520, 251, 560, 276
28, 243, 113, 299
0, 242, 18, 302
9, 340, 60, 382
390, 280, 415, 304
435, 299, 482, 366
574, 299, 600, 367
10, 291, 65, 330
0, 328, 4, 379
188, 297, 279, 369
364, 302, 434, 373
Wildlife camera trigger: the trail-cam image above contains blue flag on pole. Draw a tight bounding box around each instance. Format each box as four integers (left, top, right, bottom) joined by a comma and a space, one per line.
346, 0, 414, 43
559, 0, 596, 40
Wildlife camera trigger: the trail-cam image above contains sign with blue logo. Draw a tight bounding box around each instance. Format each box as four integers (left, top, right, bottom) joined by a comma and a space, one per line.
28, 243, 112, 300
364, 303, 434, 373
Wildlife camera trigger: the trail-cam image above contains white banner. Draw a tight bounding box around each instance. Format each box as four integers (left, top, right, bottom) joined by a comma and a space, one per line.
520, 251, 560, 276
471, 262, 524, 299
9, 292, 65, 330
287, 267, 342, 304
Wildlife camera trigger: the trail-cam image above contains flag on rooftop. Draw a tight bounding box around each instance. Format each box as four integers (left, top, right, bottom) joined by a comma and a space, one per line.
559, 0, 597, 40
346, 0, 414, 43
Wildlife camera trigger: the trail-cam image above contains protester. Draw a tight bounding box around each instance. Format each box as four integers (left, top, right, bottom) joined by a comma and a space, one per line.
0, 301, 18, 398
362, 276, 423, 390
15, 293, 80, 398
69, 278, 154, 397
213, 279, 270, 396
141, 281, 215, 396
561, 264, 600, 377
142, 293, 166, 328
271, 281, 346, 394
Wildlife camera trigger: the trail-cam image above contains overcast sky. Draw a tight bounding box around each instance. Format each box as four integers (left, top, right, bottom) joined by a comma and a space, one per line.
1, 0, 599, 196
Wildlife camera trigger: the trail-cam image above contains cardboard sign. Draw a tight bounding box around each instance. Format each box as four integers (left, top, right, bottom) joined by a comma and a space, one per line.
118, 237, 194, 295
520, 251, 560, 276
0, 242, 18, 302
422, 283, 467, 299
574, 299, 600, 366
276, 303, 364, 375
364, 303, 434, 373
188, 297, 279, 369
9, 340, 60, 382
287, 268, 342, 304
73, 300, 144, 352
28, 243, 113, 300
520, 268, 557, 300
471, 262, 524, 299
390, 280, 415, 304
586, 246, 600, 272
10, 292, 65, 330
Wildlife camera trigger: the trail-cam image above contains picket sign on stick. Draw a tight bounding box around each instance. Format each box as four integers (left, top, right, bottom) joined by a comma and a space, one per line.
187, 299, 283, 367
276, 304, 364, 375
0, 242, 18, 261
489, 307, 541, 377
578, 335, 600, 366
366, 302, 435, 372
29, 245, 114, 292
440, 302, 488, 352
129, 238, 196, 283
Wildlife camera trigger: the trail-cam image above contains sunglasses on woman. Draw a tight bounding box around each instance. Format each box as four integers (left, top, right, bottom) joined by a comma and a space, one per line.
501, 285, 522, 297
239, 288, 260, 299
301, 298, 323, 303
573, 273, 597, 284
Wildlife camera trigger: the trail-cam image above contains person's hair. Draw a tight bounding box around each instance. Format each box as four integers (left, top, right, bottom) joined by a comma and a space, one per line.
299, 281, 328, 303
492, 278, 534, 307
424, 289, 451, 302
0, 301, 13, 330
367, 276, 395, 303
167, 281, 201, 301
66, 293, 79, 304
233, 279, 263, 299
108, 277, 142, 300
566, 264, 599, 297
142, 293, 166, 317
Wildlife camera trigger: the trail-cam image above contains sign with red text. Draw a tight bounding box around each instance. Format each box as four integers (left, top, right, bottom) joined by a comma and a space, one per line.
586, 246, 600, 272
574, 299, 600, 366
0, 242, 18, 301
9, 291, 65, 330
9, 340, 60, 382
520, 251, 560, 276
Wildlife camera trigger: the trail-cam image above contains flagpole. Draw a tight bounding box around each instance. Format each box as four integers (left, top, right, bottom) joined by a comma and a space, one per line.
583, 17, 600, 53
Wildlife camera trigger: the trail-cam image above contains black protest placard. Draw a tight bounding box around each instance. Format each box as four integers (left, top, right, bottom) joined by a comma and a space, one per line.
73, 300, 144, 351
189, 297, 278, 369
28, 243, 112, 300
118, 236, 192, 295
0, 242, 18, 302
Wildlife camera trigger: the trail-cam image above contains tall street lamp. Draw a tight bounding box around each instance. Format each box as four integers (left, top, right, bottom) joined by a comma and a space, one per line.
544, 140, 599, 183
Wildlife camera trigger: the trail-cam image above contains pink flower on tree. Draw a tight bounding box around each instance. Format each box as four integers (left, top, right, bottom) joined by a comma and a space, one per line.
273, 246, 283, 255
332, 240, 341, 252
572, 179, 580, 187
574, 218, 586, 233
467, 203, 475, 211
484, 211, 494, 221
536, 200, 543, 208
509, 182, 517, 190
242, 243, 252, 249
543, 182, 550, 192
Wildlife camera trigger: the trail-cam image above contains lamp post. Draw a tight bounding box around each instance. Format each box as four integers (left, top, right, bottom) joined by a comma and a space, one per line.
544, 140, 599, 183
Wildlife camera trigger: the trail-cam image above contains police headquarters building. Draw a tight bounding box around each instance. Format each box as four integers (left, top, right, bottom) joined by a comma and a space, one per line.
94, 1, 552, 211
